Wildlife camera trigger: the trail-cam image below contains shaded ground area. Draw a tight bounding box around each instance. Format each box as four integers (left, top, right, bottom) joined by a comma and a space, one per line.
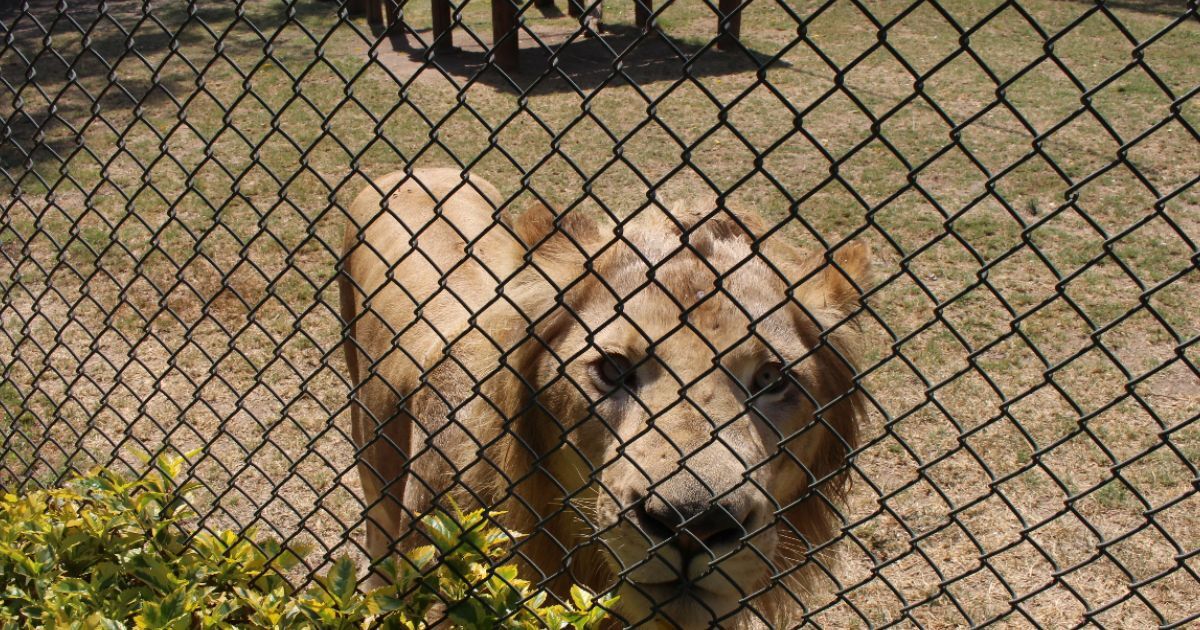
372, 18, 786, 92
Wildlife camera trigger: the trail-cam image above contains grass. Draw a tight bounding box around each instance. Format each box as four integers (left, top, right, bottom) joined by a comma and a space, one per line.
0, 0, 1197, 625
0, 380, 30, 422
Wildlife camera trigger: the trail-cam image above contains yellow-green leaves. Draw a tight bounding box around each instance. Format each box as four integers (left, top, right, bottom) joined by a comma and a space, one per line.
327, 556, 358, 609
312, 508, 617, 630
0, 456, 615, 629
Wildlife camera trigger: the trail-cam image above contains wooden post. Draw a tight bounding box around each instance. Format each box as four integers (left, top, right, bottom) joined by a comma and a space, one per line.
634, 0, 651, 29
717, 0, 741, 50
385, 0, 401, 34
433, 0, 455, 50
492, 0, 519, 71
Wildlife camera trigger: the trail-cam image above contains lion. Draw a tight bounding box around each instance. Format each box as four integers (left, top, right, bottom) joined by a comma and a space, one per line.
338, 168, 870, 628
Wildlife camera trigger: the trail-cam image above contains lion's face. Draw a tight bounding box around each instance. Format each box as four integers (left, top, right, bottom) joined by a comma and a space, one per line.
519, 207, 868, 627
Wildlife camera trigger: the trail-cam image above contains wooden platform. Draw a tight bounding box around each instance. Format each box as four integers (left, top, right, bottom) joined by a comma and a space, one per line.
347, 0, 746, 72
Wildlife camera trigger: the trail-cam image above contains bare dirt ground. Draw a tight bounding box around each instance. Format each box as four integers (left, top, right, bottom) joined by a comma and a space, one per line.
0, 0, 1196, 626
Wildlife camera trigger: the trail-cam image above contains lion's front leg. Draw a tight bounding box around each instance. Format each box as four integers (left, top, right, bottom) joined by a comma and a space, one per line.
350, 380, 413, 588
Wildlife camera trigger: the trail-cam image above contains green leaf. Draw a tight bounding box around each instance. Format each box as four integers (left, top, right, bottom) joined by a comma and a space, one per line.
126, 552, 179, 593
133, 588, 190, 630
447, 597, 492, 628
406, 545, 436, 572
52, 577, 89, 594
569, 584, 594, 610
525, 590, 547, 610
420, 512, 461, 553
325, 555, 359, 609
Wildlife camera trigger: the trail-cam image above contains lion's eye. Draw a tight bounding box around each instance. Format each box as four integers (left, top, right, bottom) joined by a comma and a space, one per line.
752, 363, 790, 396
594, 353, 636, 389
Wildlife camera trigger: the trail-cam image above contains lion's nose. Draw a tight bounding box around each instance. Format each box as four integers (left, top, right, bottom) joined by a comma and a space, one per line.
634, 493, 751, 558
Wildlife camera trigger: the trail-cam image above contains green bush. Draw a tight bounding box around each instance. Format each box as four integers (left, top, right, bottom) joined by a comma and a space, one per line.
0, 454, 615, 629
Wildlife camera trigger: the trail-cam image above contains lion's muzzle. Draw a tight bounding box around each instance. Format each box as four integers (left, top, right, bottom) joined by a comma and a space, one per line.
620, 467, 772, 586
632, 488, 755, 567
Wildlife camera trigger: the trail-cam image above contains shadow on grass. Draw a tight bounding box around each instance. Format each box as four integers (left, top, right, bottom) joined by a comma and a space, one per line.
0, 0, 337, 188
376, 19, 789, 94
0, 0, 784, 186
1067, 0, 1199, 19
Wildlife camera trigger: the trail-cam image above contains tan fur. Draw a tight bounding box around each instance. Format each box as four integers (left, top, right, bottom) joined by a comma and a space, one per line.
340, 170, 871, 627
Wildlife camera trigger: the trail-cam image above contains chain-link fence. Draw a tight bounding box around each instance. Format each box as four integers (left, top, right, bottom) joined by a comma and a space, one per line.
1, 0, 1197, 627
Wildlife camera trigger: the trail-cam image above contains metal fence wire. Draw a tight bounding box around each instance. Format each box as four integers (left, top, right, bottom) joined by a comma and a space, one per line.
1, 0, 1198, 627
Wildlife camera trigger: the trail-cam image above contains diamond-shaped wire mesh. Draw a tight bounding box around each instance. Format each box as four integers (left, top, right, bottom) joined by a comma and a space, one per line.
0, 0, 1197, 627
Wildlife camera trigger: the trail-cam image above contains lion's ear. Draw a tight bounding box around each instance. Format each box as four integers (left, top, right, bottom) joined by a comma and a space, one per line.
798, 241, 872, 314
507, 201, 605, 289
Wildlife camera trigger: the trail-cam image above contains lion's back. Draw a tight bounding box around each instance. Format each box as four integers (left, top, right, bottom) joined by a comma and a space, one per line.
342, 168, 524, 375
